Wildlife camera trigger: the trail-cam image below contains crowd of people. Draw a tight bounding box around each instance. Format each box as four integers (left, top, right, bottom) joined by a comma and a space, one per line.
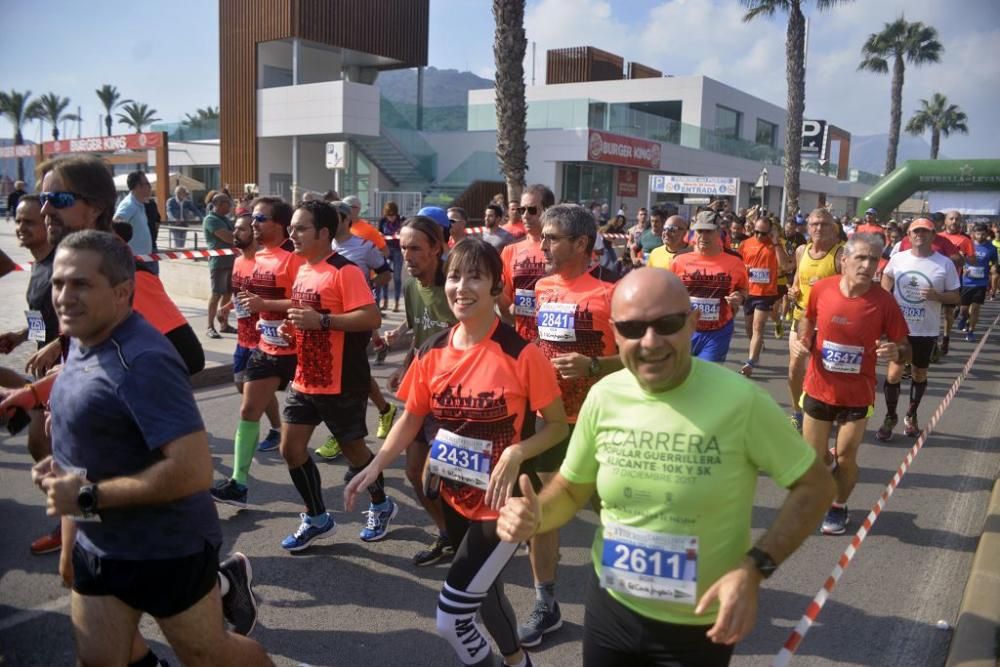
0, 154, 998, 666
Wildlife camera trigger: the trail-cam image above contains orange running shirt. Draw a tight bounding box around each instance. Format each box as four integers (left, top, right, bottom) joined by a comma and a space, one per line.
532, 272, 616, 422
350, 219, 388, 251
501, 220, 526, 238
251, 239, 306, 356
854, 223, 887, 244
290, 253, 375, 395
939, 232, 974, 259
670, 252, 749, 331
399, 318, 561, 521
501, 237, 548, 341
231, 254, 260, 349
134, 270, 187, 334
739, 237, 779, 297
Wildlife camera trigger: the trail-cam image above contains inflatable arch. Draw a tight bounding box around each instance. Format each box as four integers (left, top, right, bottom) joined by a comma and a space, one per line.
856, 159, 1000, 218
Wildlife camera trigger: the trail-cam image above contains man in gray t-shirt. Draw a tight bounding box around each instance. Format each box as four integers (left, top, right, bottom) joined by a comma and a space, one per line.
481, 203, 514, 251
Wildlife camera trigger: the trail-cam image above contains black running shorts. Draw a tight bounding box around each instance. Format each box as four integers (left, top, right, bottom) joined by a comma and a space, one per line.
243, 349, 297, 390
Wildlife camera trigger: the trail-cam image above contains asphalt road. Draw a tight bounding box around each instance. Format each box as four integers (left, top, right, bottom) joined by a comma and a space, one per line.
1, 225, 998, 666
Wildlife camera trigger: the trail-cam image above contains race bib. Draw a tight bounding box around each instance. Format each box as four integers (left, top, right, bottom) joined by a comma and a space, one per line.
965, 265, 985, 280
690, 297, 721, 322
749, 268, 771, 284
821, 341, 863, 374
233, 299, 252, 320
513, 288, 536, 317
601, 522, 697, 604
900, 304, 925, 324
428, 428, 492, 490
536, 302, 577, 342
258, 318, 290, 347
25, 310, 46, 342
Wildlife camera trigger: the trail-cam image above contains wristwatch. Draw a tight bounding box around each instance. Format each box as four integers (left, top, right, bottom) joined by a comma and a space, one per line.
319, 313, 332, 330
746, 546, 778, 579
588, 356, 601, 377
78, 483, 99, 518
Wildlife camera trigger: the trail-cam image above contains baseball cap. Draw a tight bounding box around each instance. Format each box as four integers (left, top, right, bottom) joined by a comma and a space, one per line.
342, 195, 362, 208
418, 206, 451, 233
909, 218, 935, 232
865, 207, 878, 215
691, 210, 721, 232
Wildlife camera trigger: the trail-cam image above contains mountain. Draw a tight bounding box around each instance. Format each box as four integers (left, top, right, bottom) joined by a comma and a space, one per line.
377, 66, 493, 108
849, 133, 941, 176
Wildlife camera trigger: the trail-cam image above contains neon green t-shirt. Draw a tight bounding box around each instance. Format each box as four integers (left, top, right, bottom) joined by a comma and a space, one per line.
560, 359, 816, 625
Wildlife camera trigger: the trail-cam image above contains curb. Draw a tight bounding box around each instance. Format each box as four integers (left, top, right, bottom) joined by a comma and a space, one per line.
946, 478, 1000, 667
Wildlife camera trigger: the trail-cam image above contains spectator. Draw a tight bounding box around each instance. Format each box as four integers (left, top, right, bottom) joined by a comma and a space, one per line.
203, 193, 236, 338
377, 201, 405, 312
166, 185, 201, 248
6, 180, 26, 221
112, 170, 153, 259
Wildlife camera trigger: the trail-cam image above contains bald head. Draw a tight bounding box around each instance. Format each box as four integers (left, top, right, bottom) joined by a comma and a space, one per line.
612, 268, 690, 320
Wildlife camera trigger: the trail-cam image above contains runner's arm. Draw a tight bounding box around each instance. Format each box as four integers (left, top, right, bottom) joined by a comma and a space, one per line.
536, 473, 596, 535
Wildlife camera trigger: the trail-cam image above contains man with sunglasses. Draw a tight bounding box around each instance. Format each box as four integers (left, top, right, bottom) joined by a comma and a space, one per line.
499, 184, 555, 341
498, 267, 834, 666
647, 214, 690, 270
516, 204, 623, 648
738, 216, 792, 377
670, 211, 748, 363
502, 198, 526, 239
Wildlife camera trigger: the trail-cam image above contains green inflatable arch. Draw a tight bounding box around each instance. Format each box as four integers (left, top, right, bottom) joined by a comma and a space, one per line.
857, 159, 1000, 218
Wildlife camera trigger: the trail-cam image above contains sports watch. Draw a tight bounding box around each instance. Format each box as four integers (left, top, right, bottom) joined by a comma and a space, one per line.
746, 546, 778, 579
319, 313, 332, 330
78, 483, 99, 518
588, 356, 601, 377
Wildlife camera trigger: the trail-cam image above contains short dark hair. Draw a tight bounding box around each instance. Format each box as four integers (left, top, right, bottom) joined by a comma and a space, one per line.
931, 211, 946, 225
50, 155, 117, 232
485, 204, 503, 218
296, 200, 339, 238
58, 229, 135, 288
252, 196, 293, 227
126, 170, 147, 192
17, 193, 40, 208
447, 206, 468, 222
524, 184, 555, 210
445, 237, 504, 296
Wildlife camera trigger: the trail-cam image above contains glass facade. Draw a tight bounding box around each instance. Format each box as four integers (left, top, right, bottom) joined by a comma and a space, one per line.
562, 162, 613, 205
715, 105, 742, 140
756, 119, 777, 148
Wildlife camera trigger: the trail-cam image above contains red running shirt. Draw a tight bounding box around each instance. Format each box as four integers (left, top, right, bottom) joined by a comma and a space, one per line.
399, 318, 561, 521
803, 276, 909, 408
501, 237, 548, 341
231, 254, 260, 349
898, 235, 959, 257
670, 251, 749, 331
532, 272, 616, 423
251, 239, 306, 357
290, 253, 375, 395
739, 237, 779, 297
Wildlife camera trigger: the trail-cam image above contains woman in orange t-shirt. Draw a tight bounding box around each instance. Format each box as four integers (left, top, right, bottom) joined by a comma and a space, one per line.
346, 238, 567, 667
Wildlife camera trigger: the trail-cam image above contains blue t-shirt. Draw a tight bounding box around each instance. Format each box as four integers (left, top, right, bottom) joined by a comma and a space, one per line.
50, 312, 222, 560
962, 241, 998, 288
114, 193, 153, 255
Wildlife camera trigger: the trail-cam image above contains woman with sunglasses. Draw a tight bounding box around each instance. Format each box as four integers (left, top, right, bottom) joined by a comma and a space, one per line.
346, 237, 567, 667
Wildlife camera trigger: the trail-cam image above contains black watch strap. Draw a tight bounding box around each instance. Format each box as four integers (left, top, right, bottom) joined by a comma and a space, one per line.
747, 546, 778, 579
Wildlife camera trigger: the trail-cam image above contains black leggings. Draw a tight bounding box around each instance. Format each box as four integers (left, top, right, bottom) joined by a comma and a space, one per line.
437, 502, 520, 666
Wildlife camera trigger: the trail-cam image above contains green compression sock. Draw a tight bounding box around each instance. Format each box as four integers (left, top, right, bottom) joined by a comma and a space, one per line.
232, 419, 261, 486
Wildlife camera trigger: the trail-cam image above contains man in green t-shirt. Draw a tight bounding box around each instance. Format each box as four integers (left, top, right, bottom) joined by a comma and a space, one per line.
202, 193, 236, 338
498, 268, 834, 665
633, 208, 665, 265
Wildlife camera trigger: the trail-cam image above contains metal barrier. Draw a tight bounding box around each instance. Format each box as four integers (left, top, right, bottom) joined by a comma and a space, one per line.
156, 224, 205, 251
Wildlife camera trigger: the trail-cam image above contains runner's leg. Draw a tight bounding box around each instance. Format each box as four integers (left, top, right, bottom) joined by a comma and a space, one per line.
832, 418, 868, 504
71, 591, 141, 667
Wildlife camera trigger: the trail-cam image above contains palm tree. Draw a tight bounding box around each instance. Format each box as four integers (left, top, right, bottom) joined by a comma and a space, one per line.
26, 93, 80, 141
492, 0, 528, 202
742, 0, 853, 223
96, 85, 131, 137
0, 89, 35, 181
859, 17, 943, 174
905, 93, 968, 159
116, 101, 161, 133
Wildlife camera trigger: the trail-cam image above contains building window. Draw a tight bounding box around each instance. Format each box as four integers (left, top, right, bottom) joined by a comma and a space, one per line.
715, 105, 742, 140
756, 119, 777, 147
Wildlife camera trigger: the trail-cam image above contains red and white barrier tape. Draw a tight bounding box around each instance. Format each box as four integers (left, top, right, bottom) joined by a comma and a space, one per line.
772, 312, 1000, 666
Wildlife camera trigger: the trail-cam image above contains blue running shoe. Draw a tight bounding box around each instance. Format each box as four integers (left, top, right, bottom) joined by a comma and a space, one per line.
360, 497, 398, 542
281, 513, 336, 552
258, 428, 280, 452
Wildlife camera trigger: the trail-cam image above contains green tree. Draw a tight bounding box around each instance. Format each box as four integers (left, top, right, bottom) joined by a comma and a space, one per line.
742, 0, 853, 222
859, 17, 943, 174
95, 85, 131, 137
116, 101, 161, 133
492, 0, 528, 202
26, 93, 80, 141
183, 105, 219, 128
0, 89, 35, 181
905, 93, 968, 159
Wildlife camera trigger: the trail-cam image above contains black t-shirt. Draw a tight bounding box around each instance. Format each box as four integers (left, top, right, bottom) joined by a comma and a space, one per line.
7, 188, 25, 213
26, 248, 59, 348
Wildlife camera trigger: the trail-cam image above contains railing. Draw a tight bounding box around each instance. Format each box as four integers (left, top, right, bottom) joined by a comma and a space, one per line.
155, 224, 206, 251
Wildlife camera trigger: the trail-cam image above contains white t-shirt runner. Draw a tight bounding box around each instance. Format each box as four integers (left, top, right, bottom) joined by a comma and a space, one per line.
882, 250, 960, 337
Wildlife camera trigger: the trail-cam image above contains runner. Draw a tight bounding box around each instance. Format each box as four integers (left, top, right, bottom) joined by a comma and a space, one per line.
738, 215, 791, 377
519, 204, 623, 648
938, 210, 975, 351
786, 209, 844, 431
631, 207, 664, 266
646, 214, 690, 270
384, 215, 459, 565
669, 210, 748, 363
502, 198, 527, 239
345, 237, 568, 667
776, 216, 807, 337
956, 223, 998, 341
226, 211, 283, 453
211, 196, 303, 508
497, 268, 834, 667
499, 184, 555, 341
313, 200, 397, 460
877, 218, 961, 440
275, 200, 392, 550
794, 234, 910, 535
855, 208, 887, 243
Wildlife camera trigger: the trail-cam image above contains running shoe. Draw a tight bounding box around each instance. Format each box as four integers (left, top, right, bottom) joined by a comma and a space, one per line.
518, 599, 563, 648
903, 414, 920, 438
821, 505, 849, 535
29, 528, 61, 555
258, 428, 280, 452
790, 412, 803, 434
875, 415, 897, 442
219, 325, 238, 334
206, 328, 222, 339
774, 319, 785, 338
315, 436, 342, 459
965, 331, 976, 343
360, 497, 398, 542
376, 345, 389, 365
210, 479, 248, 509
413, 535, 455, 567
219, 552, 258, 636
376, 404, 398, 438
738, 361, 754, 377
955, 316, 968, 333
281, 512, 336, 552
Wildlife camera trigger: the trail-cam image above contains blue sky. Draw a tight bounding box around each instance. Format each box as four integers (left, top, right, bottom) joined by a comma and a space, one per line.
2, 0, 998, 159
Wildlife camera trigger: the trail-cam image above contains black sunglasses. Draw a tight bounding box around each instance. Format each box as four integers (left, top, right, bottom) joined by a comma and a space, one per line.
251, 214, 273, 223
40, 191, 84, 209
516, 205, 539, 215
753, 230, 770, 237
612, 310, 691, 339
